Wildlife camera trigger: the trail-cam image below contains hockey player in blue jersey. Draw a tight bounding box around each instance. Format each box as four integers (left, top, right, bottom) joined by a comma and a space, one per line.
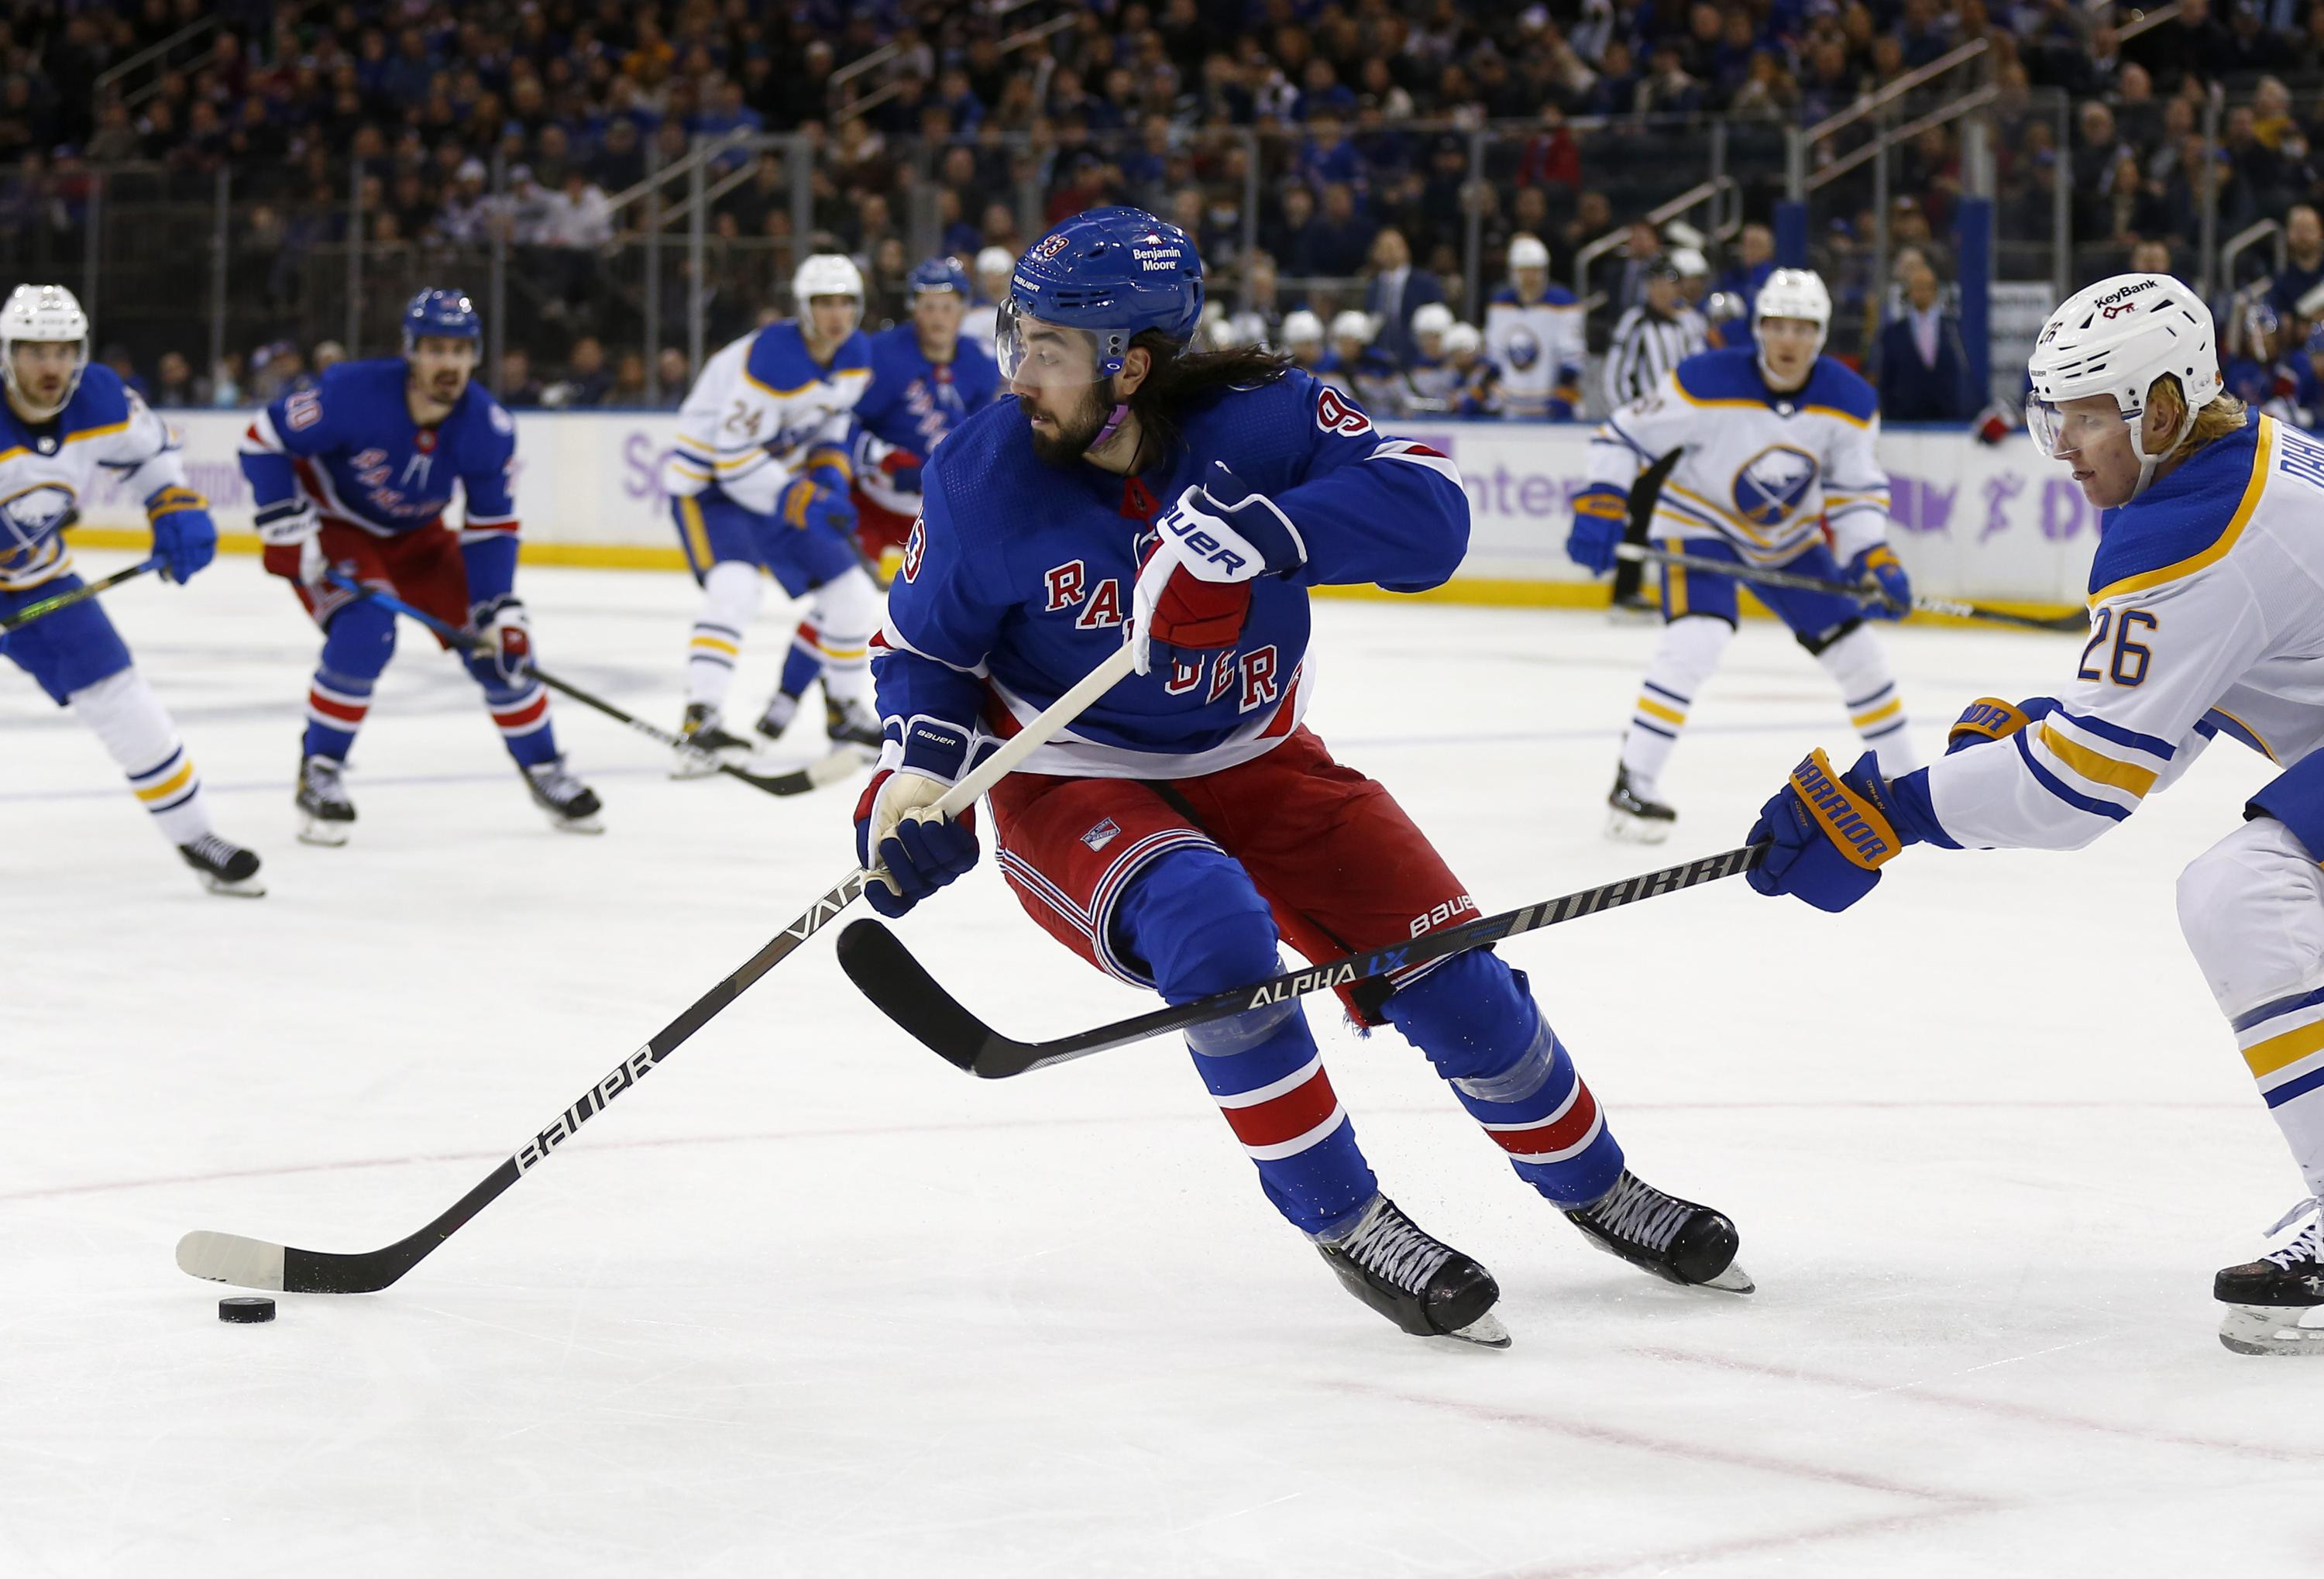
665, 254, 884, 768
755, 256, 999, 745
0, 284, 263, 894
239, 288, 602, 842
851, 208, 1751, 1346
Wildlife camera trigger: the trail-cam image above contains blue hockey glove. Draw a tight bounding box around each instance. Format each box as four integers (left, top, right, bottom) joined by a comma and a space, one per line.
146, 486, 216, 584
469, 594, 532, 684
1565, 485, 1628, 574
1745, 748, 1919, 913
1946, 695, 2058, 754
775, 474, 857, 537
1129, 462, 1305, 676
1846, 543, 1912, 620
854, 766, 978, 919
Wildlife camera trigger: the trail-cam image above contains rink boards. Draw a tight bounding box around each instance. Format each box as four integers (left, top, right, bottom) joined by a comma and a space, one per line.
73, 411, 2096, 614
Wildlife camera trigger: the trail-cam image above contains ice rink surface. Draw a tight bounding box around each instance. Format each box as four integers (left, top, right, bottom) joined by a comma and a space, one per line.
5, 552, 2316, 1577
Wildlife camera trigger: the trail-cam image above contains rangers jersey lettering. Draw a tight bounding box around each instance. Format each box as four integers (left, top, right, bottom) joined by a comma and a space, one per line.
849, 323, 999, 515
872, 370, 1469, 779
1585, 347, 1890, 568
664, 321, 871, 515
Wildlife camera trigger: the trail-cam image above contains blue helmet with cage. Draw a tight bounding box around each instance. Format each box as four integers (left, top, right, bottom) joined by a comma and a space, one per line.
401, 288, 482, 353
999, 206, 1205, 381
907, 256, 972, 301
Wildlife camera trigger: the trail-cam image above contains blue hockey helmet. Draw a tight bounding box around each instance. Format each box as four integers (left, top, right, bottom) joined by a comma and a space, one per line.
907, 256, 972, 301
998, 206, 1205, 384
401, 288, 482, 353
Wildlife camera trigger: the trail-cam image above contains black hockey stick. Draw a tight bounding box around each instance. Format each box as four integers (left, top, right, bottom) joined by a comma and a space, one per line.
0, 555, 159, 632
1614, 542, 2084, 633
836, 842, 1768, 1079
176, 639, 1142, 1293
329, 573, 860, 797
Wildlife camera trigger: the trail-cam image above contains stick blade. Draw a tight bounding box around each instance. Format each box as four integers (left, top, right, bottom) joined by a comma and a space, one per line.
733, 746, 866, 796
836, 919, 1010, 1073
176, 1230, 287, 1291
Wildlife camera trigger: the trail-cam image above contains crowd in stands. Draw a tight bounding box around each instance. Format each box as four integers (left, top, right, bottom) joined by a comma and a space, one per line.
8, 0, 2324, 422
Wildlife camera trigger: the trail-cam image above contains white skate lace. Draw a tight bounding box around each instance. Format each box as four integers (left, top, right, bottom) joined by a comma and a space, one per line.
1585, 1174, 1693, 1254
300, 759, 349, 807
2261, 1196, 2324, 1269
1337, 1202, 1452, 1294
183, 834, 239, 867
528, 762, 586, 804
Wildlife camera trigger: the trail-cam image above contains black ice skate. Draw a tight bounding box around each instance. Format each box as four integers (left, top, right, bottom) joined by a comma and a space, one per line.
673, 703, 752, 779
178, 833, 265, 897
1606, 767, 1676, 845
296, 754, 356, 846
825, 694, 885, 755
524, 758, 603, 834
755, 690, 803, 741
1315, 1195, 1509, 1347
2216, 1198, 2324, 1356
1565, 1170, 1752, 1292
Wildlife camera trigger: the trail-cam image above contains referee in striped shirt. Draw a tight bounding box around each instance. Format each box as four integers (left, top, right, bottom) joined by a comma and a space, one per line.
1604, 258, 1710, 609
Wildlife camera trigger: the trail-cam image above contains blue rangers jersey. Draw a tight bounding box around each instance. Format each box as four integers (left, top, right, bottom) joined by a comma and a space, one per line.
849, 324, 1000, 516
873, 371, 1468, 779
0, 364, 191, 592
663, 321, 871, 515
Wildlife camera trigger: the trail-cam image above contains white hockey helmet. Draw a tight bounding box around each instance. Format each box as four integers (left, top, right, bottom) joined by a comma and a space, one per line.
1280, 308, 1325, 346
2, 284, 91, 421
1411, 301, 1456, 340
1443, 321, 1483, 358
1508, 233, 1551, 273
1329, 309, 1376, 345
1669, 246, 1709, 279
975, 244, 1014, 281
792, 253, 865, 325
2026, 272, 2220, 501
1752, 267, 1830, 340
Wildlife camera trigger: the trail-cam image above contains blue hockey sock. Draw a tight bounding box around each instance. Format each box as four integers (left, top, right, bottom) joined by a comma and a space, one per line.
304, 601, 396, 761
778, 619, 823, 703
1116, 847, 1379, 1236
473, 673, 559, 769
1385, 957, 1625, 1207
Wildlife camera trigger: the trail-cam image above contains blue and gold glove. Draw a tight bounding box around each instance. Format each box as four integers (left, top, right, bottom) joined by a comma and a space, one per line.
1745, 748, 1920, 913
146, 485, 216, 584
1565, 484, 1629, 574
1846, 543, 1912, 620
775, 473, 858, 536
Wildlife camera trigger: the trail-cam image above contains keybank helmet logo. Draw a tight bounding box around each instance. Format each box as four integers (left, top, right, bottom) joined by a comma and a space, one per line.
1732, 444, 1820, 527
2095, 278, 2155, 318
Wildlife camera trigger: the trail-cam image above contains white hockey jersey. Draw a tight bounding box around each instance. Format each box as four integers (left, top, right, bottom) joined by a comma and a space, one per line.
1917, 414, 2324, 851
1483, 285, 1586, 418
0, 365, 191, 593
1583, 347, 1892, 569
663, 321, 871, 516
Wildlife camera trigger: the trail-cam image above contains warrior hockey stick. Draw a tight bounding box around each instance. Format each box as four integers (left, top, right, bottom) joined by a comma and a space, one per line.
329, 574, 859, 797
0, 556, 159, 632
176, 638, 1143, 1293
1613, 542, 2083, 633
837, 842, 1769, 1079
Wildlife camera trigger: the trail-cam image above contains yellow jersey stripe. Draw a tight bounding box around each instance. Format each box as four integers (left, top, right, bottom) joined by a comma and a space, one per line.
2090, 416, 2274, 604
2244, 1016, 2324, 1079
2037, 722, 2158, 797
740, 366, 871, 400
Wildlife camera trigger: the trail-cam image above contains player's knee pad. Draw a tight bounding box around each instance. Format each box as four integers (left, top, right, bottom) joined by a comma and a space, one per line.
698, 559, 764, 631
65, 666, 172, 759
1796, 617, 1866, 659
320, 597, 397, 679
1113, 848, 1291, 1054
812, 564, 882, 642
1383, 953, 1542, 1085
2178, 817, 2324, 1011
1651, 613, 1735, 691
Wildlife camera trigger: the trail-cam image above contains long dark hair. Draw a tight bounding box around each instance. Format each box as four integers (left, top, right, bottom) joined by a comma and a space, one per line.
1124, 330, 1294, 463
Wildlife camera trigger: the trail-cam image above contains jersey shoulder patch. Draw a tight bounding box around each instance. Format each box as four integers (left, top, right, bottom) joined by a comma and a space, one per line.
2087, 415, 2267, 600
1671, 348, 1765, 406
1801, 358, 1879, 425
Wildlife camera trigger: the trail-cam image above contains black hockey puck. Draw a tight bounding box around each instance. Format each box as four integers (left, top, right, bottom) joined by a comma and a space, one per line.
218, 1296, 276, 1324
